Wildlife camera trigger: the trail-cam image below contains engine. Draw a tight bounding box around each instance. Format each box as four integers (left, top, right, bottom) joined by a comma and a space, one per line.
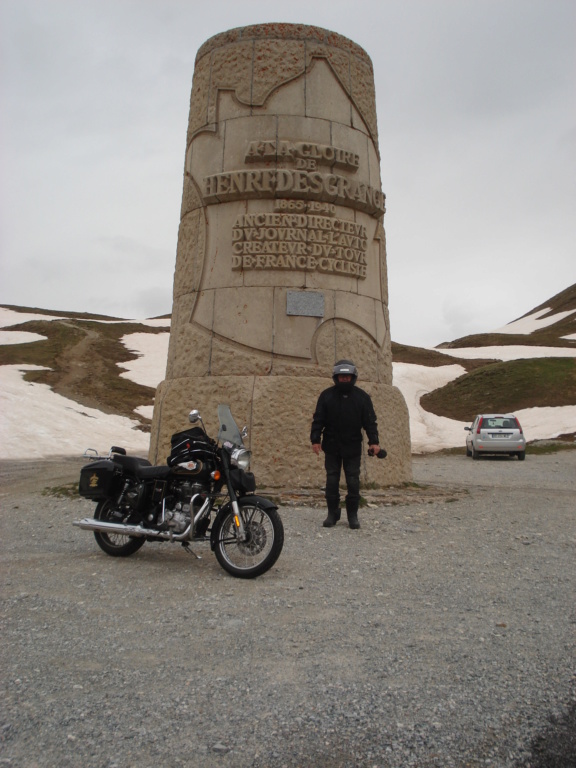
161, 480, 207, 533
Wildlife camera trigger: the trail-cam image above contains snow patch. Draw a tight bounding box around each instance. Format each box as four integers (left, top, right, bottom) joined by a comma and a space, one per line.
0, 365, 150, 459
493, 307, 576, 335
118, 332, 170, 388
393, 363, 468, 452
0, 330, 46, 345
433, 345, 576, 361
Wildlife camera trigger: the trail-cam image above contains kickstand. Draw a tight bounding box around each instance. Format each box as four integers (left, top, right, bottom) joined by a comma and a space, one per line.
182, 543, 202, 560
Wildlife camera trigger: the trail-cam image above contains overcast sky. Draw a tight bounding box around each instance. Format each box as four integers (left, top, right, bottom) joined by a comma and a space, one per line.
1, 0, 574, 347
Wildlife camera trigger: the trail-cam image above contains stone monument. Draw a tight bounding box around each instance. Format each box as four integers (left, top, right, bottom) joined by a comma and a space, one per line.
149, 23, 412, 487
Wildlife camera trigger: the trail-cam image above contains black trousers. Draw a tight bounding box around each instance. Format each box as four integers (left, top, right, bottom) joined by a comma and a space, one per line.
324, 452, 361, 514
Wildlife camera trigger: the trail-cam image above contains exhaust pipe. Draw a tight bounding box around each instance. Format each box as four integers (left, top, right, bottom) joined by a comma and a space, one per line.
73, 517, 192, 541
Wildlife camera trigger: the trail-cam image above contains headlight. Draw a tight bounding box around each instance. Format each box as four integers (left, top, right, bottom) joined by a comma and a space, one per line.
231, 447, 251, 470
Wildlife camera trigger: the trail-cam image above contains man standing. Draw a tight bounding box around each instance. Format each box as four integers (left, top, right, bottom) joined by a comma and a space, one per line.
310, 360, 381, 529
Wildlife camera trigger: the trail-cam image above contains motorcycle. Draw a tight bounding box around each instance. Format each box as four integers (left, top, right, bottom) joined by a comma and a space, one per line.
73, 404, 284, 578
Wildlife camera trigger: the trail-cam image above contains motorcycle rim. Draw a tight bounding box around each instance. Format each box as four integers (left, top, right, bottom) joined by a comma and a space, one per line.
93, 499, 146, 557
213, 504, 284, 578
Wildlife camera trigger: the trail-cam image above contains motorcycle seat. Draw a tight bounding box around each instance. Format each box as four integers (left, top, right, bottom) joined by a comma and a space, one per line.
138, 465, 171, 481
112, 454, 172, 481
112, 454, 151, 473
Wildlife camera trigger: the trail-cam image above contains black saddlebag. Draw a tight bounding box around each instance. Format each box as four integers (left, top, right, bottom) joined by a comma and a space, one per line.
78, 460, 117, 500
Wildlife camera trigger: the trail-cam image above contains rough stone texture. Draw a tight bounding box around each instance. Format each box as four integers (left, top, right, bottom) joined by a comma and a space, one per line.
151, 23, 412, 486
149, 376, 410, 488
192, 24, 379, 147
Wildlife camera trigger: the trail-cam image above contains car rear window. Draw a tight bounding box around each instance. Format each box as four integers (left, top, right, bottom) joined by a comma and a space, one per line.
482, 417, 519, 429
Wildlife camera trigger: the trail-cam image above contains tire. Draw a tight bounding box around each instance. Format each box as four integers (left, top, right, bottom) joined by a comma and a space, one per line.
472, 447, 480, 460
517, 451, 526, 461
212, 503, 284, 579
93, 499, 146, 557
466, 446, 472, 457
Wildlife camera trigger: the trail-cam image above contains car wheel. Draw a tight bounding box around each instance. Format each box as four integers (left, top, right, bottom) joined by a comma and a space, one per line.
517, 451, 526, 461
466, 446, 472, 457
472, 447, 480, 460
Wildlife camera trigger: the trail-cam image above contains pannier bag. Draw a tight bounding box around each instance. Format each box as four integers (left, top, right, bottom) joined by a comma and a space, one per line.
78, 460, 117, 500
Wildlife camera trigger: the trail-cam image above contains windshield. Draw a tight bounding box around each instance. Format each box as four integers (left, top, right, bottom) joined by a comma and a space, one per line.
217, 404, 245, 447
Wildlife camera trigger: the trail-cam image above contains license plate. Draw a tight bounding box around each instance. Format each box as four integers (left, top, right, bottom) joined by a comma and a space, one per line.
490, 433, 511, 439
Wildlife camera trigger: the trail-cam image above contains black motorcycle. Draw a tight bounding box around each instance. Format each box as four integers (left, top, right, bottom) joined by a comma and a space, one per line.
73, 404, 284, 578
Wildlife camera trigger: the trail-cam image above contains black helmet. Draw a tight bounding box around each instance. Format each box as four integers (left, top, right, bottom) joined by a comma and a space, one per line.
332, 359, 358, 385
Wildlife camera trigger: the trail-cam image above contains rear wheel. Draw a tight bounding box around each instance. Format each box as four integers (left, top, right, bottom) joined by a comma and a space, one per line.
472, 447, 480, 460
517, 451, 526, 461
212, 503, 284, 578
93, 499, 146, 557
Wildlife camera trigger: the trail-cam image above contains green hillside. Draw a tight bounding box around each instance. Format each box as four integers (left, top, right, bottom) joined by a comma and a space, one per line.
420, 357, 576, 422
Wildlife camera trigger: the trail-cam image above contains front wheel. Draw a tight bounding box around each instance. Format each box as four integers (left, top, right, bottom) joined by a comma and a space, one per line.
93, 499, 146, 557
212, 503, 284, 578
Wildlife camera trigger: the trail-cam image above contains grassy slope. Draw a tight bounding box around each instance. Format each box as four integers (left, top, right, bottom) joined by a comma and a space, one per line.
0, 304, 128, 322
0, 313, 167, 429
420, 357, 576, 422
391, 342, 496, 372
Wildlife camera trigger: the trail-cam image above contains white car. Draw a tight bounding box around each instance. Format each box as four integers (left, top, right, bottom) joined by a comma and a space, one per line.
465, 414, 526, 460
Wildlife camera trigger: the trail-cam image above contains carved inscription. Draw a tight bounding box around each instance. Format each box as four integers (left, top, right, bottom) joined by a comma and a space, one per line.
245, 140, 360, 171
203, 169, 385, 218
232, 208, 368, 279
194, 137, 384, 279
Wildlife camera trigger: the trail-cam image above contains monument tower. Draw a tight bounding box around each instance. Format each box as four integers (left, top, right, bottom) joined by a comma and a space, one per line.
150, 23, 412, 486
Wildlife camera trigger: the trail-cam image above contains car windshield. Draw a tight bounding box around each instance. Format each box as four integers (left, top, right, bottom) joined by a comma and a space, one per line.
482, 417, 518, 430
217, 404, 245, 447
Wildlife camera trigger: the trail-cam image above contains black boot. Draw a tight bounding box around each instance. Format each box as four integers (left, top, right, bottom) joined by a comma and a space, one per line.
322, 507, 341, 527
347, 512, 360, 529
346, 499, 360, 529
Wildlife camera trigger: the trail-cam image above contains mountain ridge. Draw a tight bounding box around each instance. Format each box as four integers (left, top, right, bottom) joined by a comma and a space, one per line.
435, 282, 576, 350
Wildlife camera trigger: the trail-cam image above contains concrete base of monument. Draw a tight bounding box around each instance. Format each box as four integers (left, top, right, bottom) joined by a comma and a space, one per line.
150, 376, 412, 488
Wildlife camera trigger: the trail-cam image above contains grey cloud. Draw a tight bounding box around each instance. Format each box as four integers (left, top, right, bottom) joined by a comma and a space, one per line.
0, 0, 573, 343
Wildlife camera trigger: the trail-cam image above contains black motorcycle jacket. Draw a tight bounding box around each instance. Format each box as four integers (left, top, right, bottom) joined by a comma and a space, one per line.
310, 384, 379, 458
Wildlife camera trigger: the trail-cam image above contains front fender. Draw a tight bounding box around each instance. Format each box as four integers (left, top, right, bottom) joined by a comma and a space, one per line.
210, 495, 278, 551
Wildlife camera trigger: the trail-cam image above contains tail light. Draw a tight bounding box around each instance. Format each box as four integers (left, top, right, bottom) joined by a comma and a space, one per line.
476, 417, 483, 434
514, 418, 523, 434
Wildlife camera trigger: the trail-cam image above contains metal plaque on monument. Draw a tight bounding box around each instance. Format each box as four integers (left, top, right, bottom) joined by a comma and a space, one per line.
149, 23, 412, 487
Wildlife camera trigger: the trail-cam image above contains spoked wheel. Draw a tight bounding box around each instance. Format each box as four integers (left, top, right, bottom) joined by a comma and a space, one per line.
212, 503, 284, 578
93, 499, 146, 557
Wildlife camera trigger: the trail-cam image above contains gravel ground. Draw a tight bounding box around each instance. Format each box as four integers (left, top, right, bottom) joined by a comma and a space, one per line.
1, 451, 575, 767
